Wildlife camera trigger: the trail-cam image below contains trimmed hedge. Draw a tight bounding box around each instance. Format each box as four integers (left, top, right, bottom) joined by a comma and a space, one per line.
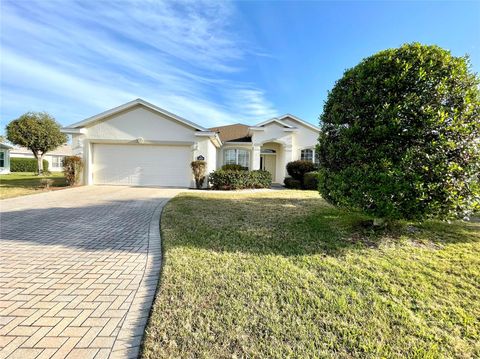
303, 172, 319, 190
209, 169, 272, 190
10, 157, 49, 172
286, 160, 316, 182
221, 164, 247, 171
284, 177, 302, 189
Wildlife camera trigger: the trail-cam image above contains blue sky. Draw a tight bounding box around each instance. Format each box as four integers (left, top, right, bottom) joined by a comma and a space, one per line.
1, 0, 479, 132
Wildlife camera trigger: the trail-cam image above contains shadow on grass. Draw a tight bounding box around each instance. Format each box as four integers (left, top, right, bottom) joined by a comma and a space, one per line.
162, 194, 480, 257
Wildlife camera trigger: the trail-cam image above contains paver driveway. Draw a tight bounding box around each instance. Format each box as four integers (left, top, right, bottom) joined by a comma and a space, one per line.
0, 186, 183, 359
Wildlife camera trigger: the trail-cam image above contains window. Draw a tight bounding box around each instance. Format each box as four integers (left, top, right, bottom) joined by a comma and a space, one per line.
261, 149, 276, 154
224, 149, 250, 168
300, 149, 313, 162
0, 151, 4, 168
51, 156, 64, 168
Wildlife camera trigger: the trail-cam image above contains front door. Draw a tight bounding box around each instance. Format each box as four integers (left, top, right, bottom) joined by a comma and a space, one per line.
260, 154, 276, 182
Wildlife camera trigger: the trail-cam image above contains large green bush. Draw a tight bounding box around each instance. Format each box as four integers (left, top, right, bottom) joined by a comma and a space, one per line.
209, 169, 271, 190
10, 157, 49, 172
318, 43, 480, 220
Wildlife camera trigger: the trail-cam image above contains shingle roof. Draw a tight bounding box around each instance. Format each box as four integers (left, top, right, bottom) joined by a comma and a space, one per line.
209, 124, 251, 143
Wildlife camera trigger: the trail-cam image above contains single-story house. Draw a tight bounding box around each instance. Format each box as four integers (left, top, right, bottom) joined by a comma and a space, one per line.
62, 98, 320, 187
10, 145, 73, 172
0, 143, 12, 174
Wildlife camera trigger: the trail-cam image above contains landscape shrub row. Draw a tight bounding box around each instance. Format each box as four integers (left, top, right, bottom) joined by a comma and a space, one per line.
10, 157, 49, 172
209, 169, 272, 190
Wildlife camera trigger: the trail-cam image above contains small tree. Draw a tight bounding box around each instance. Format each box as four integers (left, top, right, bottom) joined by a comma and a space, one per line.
6, 112, 67, 175
318, 43, 480, 221
63, 156, 84, 186
191, 160, 207, 189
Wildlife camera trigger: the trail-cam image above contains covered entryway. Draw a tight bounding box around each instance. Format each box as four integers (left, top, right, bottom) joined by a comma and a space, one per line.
92, 143, 192, 187
260, 150, 276, 182
260, 142, 284, 183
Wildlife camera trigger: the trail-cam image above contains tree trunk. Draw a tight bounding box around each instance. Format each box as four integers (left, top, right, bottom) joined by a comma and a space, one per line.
37, 154, 43, 175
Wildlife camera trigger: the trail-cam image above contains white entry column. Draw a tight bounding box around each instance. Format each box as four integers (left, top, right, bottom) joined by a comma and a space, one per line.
252, 145, 261, 170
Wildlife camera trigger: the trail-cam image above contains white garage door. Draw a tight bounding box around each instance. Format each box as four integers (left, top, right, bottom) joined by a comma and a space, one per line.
93, 143, 192, 187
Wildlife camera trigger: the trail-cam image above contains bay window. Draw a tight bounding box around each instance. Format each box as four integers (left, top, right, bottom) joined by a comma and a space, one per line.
224, 149, 250, 169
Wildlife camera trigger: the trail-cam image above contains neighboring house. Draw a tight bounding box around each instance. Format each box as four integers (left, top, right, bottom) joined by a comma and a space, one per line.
0, 143, 12, 174
62, 98, 319, 187
10, 145, 73, 172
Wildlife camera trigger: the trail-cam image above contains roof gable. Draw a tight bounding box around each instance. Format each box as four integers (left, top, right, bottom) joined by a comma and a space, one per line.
65, 98, 207, 131
255, 118, 294, 128
209, 124, 251, 142
277, 114, 320, 132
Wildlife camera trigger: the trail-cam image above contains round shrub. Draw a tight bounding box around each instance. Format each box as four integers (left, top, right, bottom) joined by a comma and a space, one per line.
284, 177, 302, 189
303, 172, 319, 190
286, 160, 316, 182
318, 43, 480, 220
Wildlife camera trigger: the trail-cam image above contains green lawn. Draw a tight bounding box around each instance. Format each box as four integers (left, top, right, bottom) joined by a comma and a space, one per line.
0, 172, 67, 199
142, 190, 479, 358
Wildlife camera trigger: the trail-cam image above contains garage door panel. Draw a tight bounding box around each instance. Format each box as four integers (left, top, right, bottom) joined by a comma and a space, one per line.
93, 144, 191, 187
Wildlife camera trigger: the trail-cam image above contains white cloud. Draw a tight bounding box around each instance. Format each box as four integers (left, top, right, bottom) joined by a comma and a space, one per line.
0, 0, 278, 128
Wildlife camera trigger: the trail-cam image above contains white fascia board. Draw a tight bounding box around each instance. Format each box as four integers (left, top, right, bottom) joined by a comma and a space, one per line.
195, 131, 222, 147
279, 114, 320, 131
249, 127, 265, 131
194, 131, 217, 137
61, 128, 87, 134
65, 98, 207, 131
255, 118, 294, 128
222, 142, 252, 146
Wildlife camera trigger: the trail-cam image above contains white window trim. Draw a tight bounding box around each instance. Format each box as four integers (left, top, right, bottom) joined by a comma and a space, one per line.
223, 148, 250, 168
300, 148, 314, 162
51, 155, 65, 168
0, 150, 5, 168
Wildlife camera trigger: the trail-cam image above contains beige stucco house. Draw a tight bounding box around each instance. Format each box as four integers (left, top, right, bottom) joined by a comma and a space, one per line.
62, 99, 319, 187
9, 145, 73, 172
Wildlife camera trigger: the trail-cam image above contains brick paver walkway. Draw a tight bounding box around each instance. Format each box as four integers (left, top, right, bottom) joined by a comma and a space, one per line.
0, 186, 182, 359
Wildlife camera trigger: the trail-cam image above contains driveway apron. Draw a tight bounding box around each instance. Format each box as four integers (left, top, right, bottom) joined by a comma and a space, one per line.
0, 186, 182, 359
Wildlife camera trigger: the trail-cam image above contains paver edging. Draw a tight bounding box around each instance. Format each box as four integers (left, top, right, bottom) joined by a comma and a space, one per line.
110, 197, 169, 359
